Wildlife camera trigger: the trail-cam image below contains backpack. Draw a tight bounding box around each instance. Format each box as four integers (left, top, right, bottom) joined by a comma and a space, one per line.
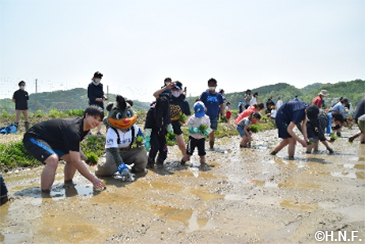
0, 124, 17, 135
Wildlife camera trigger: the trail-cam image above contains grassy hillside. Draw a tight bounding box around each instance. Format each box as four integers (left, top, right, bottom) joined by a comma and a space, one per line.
186, 79, 364, 110
0, 88, 150, 114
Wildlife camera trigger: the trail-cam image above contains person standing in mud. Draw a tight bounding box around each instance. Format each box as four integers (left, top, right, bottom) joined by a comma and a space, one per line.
349, 97, 365, 144
12, 80, 30, 131
169, 81, 191, 157
144, 96, 173, 168
305, 105, 334, 154
23, 105, 106, 191
0, 174, 8, 205
87, 71, 107, 135
199, 78, 225, 150
270, 101, 319, 159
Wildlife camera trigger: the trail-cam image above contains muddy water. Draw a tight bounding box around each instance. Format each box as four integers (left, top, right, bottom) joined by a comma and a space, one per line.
1, 128, 364, 243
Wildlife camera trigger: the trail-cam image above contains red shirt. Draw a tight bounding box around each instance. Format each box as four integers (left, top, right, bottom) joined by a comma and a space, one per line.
312, 95, 322, 108
235, 106, 257, 124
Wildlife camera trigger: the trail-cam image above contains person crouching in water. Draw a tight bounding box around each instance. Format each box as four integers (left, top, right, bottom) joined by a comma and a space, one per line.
181, 102, 211, 170
270, 102, 319, 159
306, 106, 336, 154
144, 96, 173, 168
237, 112, 261, 148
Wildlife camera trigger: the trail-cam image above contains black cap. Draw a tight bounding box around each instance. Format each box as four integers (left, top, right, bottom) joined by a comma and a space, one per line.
174, 81, 183, 90
306, 104, 319, 121
93, 71, 103, 78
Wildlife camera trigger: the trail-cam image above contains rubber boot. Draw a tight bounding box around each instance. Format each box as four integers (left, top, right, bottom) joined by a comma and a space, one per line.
209, 140, 214, 150
25, 121, 30, 131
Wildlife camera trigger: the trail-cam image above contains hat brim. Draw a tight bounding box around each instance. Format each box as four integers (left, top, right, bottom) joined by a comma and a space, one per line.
195, 112, 205, 118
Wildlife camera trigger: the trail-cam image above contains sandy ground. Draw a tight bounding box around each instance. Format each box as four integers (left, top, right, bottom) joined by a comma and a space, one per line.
0, 127, 365, 244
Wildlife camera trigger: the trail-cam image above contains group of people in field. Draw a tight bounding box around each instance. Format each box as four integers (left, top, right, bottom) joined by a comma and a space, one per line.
1, 72, 364, 205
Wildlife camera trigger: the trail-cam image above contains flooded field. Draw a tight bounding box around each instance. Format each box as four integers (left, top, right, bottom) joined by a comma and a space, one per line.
1, 128, 364, 243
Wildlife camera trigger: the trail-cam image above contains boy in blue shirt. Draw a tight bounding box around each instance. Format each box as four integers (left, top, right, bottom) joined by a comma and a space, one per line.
199, 78, 225, 150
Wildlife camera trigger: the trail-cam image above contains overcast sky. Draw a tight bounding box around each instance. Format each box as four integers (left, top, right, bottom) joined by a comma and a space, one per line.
0, 0, 364, 102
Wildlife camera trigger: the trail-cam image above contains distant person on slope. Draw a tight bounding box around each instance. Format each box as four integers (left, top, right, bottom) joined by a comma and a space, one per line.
312, 90, 328, 109
276, 97, 283, 110
87, 71, 107, 135
250, 92, 258, 106
23, 106, 106, 191
243, 89, 252, 109
12, 80, 30, 131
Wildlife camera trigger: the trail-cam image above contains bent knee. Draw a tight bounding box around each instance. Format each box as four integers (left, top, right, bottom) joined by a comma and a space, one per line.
45, 155, 59, 168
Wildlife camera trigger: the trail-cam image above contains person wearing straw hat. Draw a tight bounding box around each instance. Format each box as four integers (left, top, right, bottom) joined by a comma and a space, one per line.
313, 90, 329, 109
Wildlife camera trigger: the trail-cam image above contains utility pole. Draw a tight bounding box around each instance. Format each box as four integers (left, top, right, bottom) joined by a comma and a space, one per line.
107, 85, 109, 98
35, 79, 38, 94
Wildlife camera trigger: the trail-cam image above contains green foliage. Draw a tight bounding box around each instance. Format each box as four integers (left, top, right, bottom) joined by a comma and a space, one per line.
35, 109, 43, 117
131, 136, 145, 149
86, 152, 98, 164
0, 141, 40, 170
166, 132, 177, 146
64, 109, 84, 117
250, 122, 276, 133
2, 109, 8, 117
179, 113, 187, 123
80, 135, 105, 157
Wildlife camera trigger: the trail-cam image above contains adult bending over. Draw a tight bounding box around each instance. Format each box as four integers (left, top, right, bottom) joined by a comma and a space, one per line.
270, 102, 319, 159
23, 105, 106, 191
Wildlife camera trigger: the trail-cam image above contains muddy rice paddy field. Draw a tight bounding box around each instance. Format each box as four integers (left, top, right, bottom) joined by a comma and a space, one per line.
0, 127, 364, 244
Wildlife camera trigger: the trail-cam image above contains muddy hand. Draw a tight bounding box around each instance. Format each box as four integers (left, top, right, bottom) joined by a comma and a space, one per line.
93, 178, 106, 189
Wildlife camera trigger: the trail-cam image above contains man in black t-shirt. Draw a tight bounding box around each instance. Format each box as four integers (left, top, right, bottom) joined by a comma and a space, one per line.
87, 71, 107, 135
12, 81, 30, 131
23, 105, 106, 191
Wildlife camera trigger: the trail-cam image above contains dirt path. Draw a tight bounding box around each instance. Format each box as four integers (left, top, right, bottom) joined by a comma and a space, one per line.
1, 128, 365, 243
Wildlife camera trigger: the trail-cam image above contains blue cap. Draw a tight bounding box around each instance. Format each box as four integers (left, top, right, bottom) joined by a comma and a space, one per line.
194, 102, 205, 118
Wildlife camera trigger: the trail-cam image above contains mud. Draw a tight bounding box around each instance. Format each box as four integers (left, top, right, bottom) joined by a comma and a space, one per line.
1, 128, 365, 243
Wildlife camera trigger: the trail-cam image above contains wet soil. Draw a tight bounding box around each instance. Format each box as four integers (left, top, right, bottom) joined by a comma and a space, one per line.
1, 128, 365, 243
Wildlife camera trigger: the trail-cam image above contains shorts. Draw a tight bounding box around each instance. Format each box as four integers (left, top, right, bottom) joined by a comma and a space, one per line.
186, 136, 206, 156
209, 116, 218, 131
171, 120, 183, 135
23, 136, 66, 163
275, 117, 291, 139
237, 126, 248, 137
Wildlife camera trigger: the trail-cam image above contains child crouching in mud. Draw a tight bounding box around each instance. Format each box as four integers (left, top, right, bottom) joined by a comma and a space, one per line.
237, 112, 261, 148
181, 102, 211, 170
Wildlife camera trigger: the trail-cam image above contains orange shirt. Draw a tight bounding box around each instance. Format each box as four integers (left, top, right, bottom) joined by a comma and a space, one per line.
235, 107, 257, 124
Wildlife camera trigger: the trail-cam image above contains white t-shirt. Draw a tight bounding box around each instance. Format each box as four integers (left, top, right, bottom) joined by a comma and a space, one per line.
271, 109, 277, 118
276, 100, 283, 110
250, 97, 257, 106
105, 124, 139, 149
188, 115, 211, 139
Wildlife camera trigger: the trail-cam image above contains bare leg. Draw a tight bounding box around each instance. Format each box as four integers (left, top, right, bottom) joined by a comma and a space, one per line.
200, 155, 206, 164
15, 110, 21, 124
271, 139, 289, 155
176, 134, 186, 156
313, 141, 319, 151
287, 138, 296, 158
349, 131, 362, 143
23, 110, 29, 122
306, 144, 313, 153
209, 131, 215, 149
240, 136, 250, 147
321, 141, 334, 153
62, 154, 78, 181
41, 155, 59, 191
